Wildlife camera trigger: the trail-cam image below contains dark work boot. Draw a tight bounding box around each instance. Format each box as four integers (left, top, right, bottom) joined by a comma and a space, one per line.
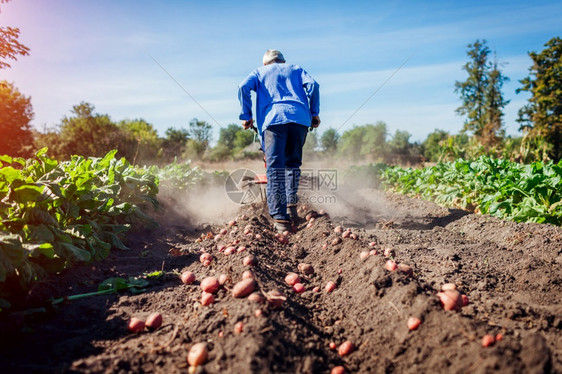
287, 205, 299, 225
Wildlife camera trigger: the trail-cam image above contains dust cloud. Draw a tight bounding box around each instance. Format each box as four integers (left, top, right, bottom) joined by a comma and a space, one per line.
156, 183, 242, 227
300, 160, 393, 226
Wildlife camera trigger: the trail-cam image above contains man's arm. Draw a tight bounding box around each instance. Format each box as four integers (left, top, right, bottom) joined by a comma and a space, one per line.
238, 72, 257, 128
301, 69, 320, 127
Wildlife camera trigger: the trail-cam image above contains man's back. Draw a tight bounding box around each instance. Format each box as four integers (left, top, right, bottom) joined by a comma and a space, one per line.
238, 62, 319, 134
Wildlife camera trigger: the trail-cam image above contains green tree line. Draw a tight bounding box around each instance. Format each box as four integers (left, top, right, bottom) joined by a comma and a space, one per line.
2, 23, 561, 164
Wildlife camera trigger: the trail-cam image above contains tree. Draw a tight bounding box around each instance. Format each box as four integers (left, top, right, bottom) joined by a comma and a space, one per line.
0, 0, 30, 69
56, 102, 122, 159
482, 53, 509, 146
388, 130, 412, 155
0, 80, 33, 156
338, 122, 387, 160
232, 129, 254, 151
161, 126, 189, 161
187, 118, 212, 158
117, 118, 160, 164
217, 124, 241, 149
455, 40, 509, 146
517, 37, 562, 161
320, 128, 340, 153
422, 129, 450, 162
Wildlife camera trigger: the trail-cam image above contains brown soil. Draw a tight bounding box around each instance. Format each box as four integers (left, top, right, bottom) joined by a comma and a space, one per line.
0, 189, 560, 374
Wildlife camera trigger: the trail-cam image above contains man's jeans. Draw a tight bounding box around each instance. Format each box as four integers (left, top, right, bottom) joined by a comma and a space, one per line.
263, 123, 308, 221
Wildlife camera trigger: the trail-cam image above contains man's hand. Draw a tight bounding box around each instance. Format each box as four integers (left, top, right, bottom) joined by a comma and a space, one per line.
311, 116, 321, 128
242, 119, 254, 130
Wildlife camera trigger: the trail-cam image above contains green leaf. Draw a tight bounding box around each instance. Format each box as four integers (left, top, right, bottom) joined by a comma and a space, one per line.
0, 167, 22, 184
59, 242, 91, 262
27, 224, 55, 243
13, 184, 44, 203
23, 242, 55, 258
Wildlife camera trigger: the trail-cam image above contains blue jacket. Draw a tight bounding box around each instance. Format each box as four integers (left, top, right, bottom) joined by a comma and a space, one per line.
238, 63, 320, 135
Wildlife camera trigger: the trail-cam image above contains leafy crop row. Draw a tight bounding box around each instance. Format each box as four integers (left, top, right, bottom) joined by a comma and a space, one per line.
0, 149, 160, 307
382, 156, 562, 225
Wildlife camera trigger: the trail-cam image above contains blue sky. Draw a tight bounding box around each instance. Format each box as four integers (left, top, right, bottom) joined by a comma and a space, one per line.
1, 0, 561, 143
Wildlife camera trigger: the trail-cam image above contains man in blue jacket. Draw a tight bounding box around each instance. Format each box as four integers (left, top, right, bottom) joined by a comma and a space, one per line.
238, 49, 320, 233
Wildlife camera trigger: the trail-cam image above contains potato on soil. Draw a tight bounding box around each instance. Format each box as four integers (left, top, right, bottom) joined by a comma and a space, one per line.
187, 342, 208, 367
234, 321, 244, 334
481, 334, 496, 347
342, 231, 351, 239
331, 366, 346, 374
127, 317, 145, 333
248, 292, 264, 303
243, 254, 257, 266
385, 260, 397, 271
441, 283, 457, 291
199, 252, 212, 264
232, 278, 256, 298
145, 312, 162, 331
266, 289, 286, 308
338, 340, 354, 357
437, 290, 463, 311
201, 277, 220, 293
181, 271, 196, 285
407, 316, 421, 330
360, 251, 369, 260
398, 263, 413, 276
334, 226, 343, 234
298, 263, 314, 274
325, 281, 337, 293
293, 283, 305, 293
285, 272, 301, 286
275, 234, 289, 244
332, 237, 342, 245
242, 270, 254, 279
218, 273, 229, 285
384, 247, 395, 257
201, 292, 215, 306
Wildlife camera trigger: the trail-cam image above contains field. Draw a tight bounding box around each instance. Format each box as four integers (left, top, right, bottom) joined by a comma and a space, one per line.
0, 163, 560, 373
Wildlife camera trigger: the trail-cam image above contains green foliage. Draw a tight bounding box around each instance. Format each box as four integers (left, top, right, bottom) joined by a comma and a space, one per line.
161, 126, 190, 161
117, 118, 161, 164
233, 129, 254, 152
212, 124, 256, 161
55, 102, 124, 159
0, 81, 34, 157
0, 0, 30, 70
517, 37, 562, 161
338, 122, 387, 160
455, 40, 509, 147
382, 156, 562, 225
422, 129, 450, 162
0, 149, 159, 303
144, 159, 202, 191
343, 163, 389, 188
217, 124, 241, 149
320, 128, 340, 154
187, 118, 212, 158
